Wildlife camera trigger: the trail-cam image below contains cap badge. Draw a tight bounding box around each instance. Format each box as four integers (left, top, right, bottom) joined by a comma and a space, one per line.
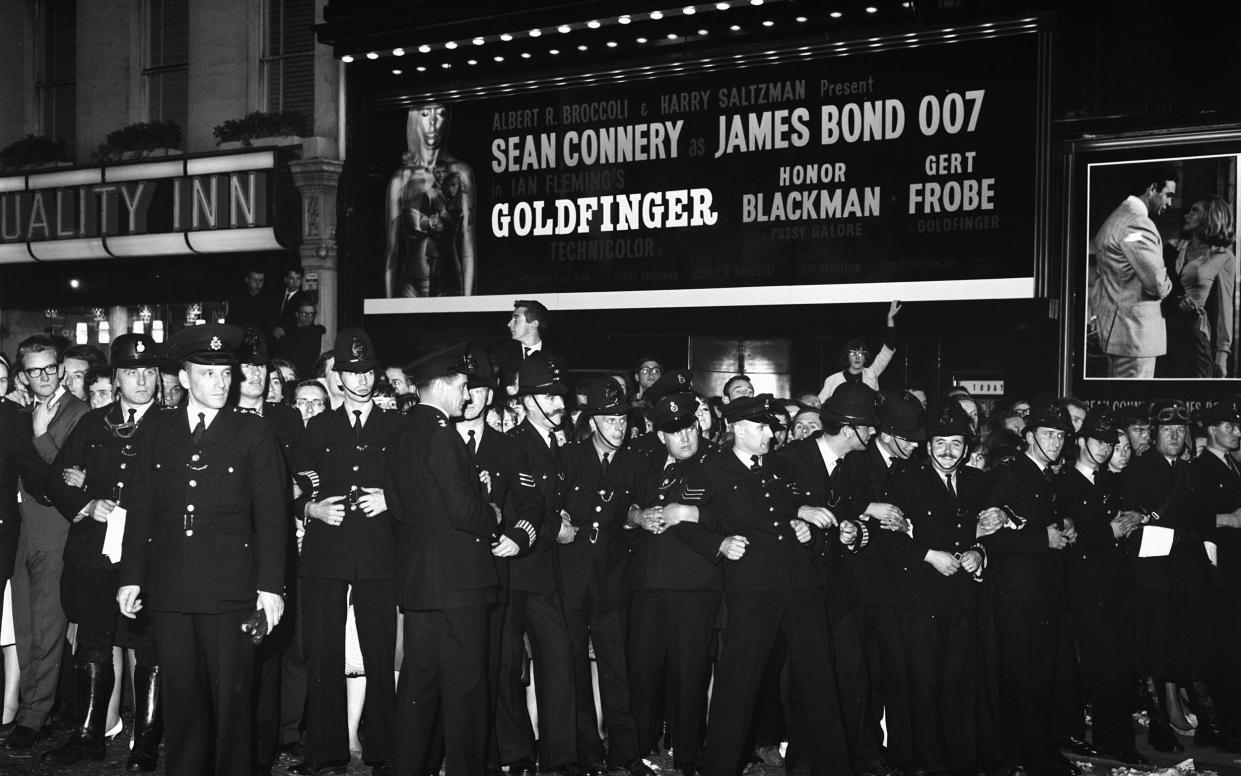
351, 337, 365, 360
135, 341, 145, 353
460, 349, 477, 373
669, 400, 679, 413
209, 336, 222, 351
676, 374, 687, 384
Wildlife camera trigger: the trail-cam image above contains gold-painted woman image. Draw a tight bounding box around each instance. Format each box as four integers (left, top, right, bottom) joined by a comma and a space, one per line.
384, 102, 477, 297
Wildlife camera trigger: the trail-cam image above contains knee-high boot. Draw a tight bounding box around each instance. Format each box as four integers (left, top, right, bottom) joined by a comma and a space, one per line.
41, 660, 113, 765
127, 664, 163, 772
1142, 677, 1185, 754
1187, 680, 1241, 752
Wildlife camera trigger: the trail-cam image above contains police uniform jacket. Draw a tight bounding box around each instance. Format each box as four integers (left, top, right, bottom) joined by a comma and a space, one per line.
884, 462, 985, 615
1123, 448, 1211, 594
390, 404, 498, 610
0, 401, 49, 579
49, 402, 159, 570
506, 419, 568, 595
698, 450, 821, 592
1191, 450, 1241, 591
628, 449, 722, 592
119, 406, 287, 613
1057, 467, 1132, 608
560, 440, 643, 610
470, 423, 540, 596
771, 437, 869, 610
980, 454, 1062, 605
256, 401, 304, 473
295, 404, 400, 582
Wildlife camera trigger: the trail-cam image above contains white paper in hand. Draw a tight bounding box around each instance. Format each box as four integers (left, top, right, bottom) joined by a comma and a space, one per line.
102, 506, 127, 564
1205, 540, 1219, 567
1138, 525, 1175, 558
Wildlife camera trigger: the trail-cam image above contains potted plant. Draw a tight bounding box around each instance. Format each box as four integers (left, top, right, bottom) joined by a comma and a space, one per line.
93, 121, 183, 162
213, 110, 306, 149
0, 135, 70, 172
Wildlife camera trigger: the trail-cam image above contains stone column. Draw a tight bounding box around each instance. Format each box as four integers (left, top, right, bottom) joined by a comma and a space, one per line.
288, 158, 344, 353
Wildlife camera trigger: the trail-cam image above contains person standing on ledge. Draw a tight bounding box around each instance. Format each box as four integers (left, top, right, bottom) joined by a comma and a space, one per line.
818, 301, 902, 402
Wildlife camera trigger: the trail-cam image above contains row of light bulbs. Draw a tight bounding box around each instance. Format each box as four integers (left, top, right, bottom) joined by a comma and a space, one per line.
341, 1, 901, 65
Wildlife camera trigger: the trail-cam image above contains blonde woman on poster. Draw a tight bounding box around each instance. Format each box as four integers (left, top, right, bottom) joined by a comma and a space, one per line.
1165, 194, 1237, 378
384, 102, 477, 298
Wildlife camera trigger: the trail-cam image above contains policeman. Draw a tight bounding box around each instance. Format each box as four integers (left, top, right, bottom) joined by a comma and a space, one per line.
498, 353, 579, 776
625, 390, 721, 776
770, 383, 875, 775
43, 333, 163, 769
1056, 407, 1145, 765
699, 394, 851, 776
559, 379, 649, 775
117, 323, 287, 776
628, 368, 694, 457
234, 327, 305, 776
1125, 400, 1237, 753
884, 402, 988, 775
980, 400, 1074, 776
452, 345, 539, 774
291, 329, 399, 776
389, 343, 499, 776
1193, 399, 1241, 738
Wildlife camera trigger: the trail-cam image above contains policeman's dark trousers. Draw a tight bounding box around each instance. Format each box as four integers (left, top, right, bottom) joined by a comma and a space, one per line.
300, 577, 395, 765
703, 589, 850, 776
280, 593, 308, 747
1052, 613, 1085, 742
564, 592, 641, 766
898, 610, 978, 772
392, 606, 489, 776
994, 601, 1060, 772
495, 590, 577, 767
62, 564, 158, 665
830, 608, 885, 773
1070, 598, 1135, 753
254, 612, 294, 766
628, 589, 720, 769
153, 609, 254, 776
11, 530, 68, 729
861, 606, 914, 766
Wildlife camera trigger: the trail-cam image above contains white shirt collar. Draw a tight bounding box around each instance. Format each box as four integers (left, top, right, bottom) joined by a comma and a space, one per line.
185, 402, 220, 430
1074, 461, 1097, 482
120, 399, 155, 424
816, 436, 844, 473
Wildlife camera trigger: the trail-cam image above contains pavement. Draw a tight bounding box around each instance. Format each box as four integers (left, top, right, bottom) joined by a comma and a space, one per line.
2, 717, 1241, 776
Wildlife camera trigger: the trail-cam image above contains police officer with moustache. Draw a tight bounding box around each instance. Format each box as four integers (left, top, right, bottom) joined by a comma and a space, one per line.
1055, 407, 1145, 765
117, 323, 287, 776
560, 379, 650, 776
233, 328, 305, 776
980, 401, 1076, 776
291, 329, 399, 776
770, 383, 878, 776
1193, 400, 1241, 736
625, 391, 722, 776
389, 344, 500, 776
883, 402, 990, 776
700, 395, 852, 776
42, 334, 163, 769
452, 346, 539, 775
498, 353, 579, 776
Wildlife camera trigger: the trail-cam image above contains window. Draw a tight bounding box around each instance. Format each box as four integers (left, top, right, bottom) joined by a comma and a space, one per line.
262, 0, 315, 122
146, 0, 188, 131
35, 0, 76, 147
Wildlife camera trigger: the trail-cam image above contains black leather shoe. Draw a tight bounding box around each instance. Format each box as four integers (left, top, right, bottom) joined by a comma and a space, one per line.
0, 721, 14, 738
1054, 757, 1081, 776
255, 763, 273, 776
506, 758, 538, 776
280, 740, 306, 758
288, 760, 351, 776
546, 763, 585, 776
674, 760, 700, 776
1, 724, 42, 750
987, 765, 1026, 776
1058, 738, 1100, 758
625, 759, 656, 776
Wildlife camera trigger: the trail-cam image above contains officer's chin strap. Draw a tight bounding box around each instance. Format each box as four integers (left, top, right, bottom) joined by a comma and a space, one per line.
530, 395, 562, 435
1082, 437, 1112, 468
341, 378, 373, 404
1031, 432, 1058, 468
929, 444, 965, 474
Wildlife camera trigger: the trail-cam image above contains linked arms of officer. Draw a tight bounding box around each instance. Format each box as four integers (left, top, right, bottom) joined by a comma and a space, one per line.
489, 443, 539, 557
979, 468, 1066, 555
47, 415, 112, 523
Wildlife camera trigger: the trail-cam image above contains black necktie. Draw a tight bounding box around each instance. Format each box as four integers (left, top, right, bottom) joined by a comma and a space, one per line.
127, 408, 136, 426
601, 452, 611, 476
192, 412, 205, 447
353, 410, 363, 441
750, 455, 761, 471
1044, 466, 1056, 483
523, 346, 532, 358
467, 429, 477, 455
946, 472, 958, 508
1228, 456, 1241, 479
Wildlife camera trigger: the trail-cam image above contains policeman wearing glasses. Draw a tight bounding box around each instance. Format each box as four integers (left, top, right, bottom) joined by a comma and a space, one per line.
1124, 400, 1239, 753
980, 401, 1076, 776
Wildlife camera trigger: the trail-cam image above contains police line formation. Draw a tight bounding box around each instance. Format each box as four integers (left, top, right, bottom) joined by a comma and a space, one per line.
0, 299, 1237, 776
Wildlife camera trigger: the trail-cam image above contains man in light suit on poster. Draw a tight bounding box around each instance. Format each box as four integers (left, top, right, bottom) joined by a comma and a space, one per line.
1092, 165, 1177, 378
